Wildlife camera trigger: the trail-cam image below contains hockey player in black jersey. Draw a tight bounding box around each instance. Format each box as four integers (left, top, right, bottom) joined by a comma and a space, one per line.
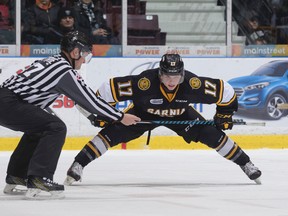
0, 31, 140, 199
64, 54, 262, 186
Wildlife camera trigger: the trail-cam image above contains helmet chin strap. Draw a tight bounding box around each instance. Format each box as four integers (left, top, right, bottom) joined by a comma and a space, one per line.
72, 59, 76, 69
70, 53, 81, 69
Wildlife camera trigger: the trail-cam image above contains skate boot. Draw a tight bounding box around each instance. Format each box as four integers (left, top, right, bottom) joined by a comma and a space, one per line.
3, 175, 27, 195
64, 161, 83, 186
26, 176, 65, 200
240, 161, 262, 184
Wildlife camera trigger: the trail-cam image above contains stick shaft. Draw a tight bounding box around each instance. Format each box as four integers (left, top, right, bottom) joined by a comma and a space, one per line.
138, 119, 265, 126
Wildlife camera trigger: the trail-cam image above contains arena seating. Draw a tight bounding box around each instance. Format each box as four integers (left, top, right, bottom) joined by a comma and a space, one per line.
98, 0, 246, 46
104, 0, 146, 15
144, 0, 245, 45
104, 0, 167, 45
127, 14, 166, 45
106, 13, 166, 45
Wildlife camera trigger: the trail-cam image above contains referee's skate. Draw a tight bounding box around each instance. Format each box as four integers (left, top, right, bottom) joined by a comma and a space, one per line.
25, 176, 65, 200
3, 175, 27, 195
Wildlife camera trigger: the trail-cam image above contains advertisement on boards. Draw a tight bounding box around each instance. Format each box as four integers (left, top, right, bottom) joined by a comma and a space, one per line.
232, 44, 288, 57
0, 57, 287, 137
0, 45, 16, 56
228, 60, 288, 120
20, 45, 226, 57
21, 45, 122, 57
126, 45, 226, 57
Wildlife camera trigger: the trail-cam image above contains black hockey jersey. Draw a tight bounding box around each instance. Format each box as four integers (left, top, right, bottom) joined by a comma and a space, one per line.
97, 69, 237, 119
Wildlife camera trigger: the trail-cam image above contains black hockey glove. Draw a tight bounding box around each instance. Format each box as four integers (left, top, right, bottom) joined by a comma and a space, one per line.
213, 112, 233, 130
87, 115, 112, 128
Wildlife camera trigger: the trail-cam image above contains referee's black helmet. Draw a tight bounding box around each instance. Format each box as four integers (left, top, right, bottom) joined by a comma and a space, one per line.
61, 31, 92, 53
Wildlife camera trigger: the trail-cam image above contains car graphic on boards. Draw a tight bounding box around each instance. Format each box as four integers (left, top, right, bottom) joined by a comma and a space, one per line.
228, 60, 288, 120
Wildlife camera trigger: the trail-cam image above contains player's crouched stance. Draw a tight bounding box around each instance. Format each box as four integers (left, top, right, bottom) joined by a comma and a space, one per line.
64, 54, 262, 186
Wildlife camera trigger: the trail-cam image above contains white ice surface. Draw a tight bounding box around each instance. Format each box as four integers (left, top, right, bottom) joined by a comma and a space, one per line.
0, 149, 288, 216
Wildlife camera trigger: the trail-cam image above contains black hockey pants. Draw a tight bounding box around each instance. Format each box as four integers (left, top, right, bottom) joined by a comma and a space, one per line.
0, 88, 66, 179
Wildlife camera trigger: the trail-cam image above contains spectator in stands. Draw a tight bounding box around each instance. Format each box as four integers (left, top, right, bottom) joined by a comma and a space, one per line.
45, 7, 77, 44
73, 0, 119, 44
0, 0, 15, 44
22, 0, 61, 44
0, 0, 12, 26
270, 0, 288, 44
245, 15, 274, 45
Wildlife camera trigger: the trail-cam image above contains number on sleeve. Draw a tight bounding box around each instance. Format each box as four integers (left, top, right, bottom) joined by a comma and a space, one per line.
204, 80, 217, 97
117, 81, 133, 96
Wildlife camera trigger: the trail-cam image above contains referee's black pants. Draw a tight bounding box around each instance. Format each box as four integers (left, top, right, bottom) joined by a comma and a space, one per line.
0, 88, 67, 180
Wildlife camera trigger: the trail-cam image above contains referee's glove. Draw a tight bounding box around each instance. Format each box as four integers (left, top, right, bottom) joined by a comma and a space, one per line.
213, 112, 233, 130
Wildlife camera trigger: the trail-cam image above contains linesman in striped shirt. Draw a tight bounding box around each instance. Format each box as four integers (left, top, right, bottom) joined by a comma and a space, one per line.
0, 31, 140, 199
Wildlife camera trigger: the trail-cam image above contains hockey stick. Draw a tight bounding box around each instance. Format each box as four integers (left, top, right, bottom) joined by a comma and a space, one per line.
276, 103, 288, 110
75, 104, 112, 124
75, 104, 91, 118
138, 119, 266, 126
45, 107, 59, 117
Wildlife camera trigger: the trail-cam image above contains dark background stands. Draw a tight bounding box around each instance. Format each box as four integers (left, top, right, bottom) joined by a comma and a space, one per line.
22, 0, 61, 44
44, 7, 76, 44
73, 0, 119, 44
0, 0, 15, 44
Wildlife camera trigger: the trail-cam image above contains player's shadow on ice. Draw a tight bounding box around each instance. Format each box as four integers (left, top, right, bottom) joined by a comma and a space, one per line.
71, 182, 256, 188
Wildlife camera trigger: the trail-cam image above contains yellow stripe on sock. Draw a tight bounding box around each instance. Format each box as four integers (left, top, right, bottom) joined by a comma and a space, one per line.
86, 142, 101, 158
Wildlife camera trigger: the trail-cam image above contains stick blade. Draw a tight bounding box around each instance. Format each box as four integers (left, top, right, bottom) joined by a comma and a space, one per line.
276, 103, 288, 110
244, 122, 266, 126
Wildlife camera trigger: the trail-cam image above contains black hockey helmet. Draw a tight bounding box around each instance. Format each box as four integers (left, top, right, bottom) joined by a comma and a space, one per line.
60, 31, 92, 54
159, 54, 185, 83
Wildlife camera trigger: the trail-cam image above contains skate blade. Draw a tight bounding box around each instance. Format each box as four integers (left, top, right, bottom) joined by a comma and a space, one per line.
3, 184, 27, 195
25, 188, 65, 200
63, 176, 76, 186
254, 177, 262, 185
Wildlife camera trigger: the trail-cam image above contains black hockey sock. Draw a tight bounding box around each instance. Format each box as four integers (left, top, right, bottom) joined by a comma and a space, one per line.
215, 136, 250, 166
233, 150, 250, 166
75, 135, 108, 167
75, 143, 96, 167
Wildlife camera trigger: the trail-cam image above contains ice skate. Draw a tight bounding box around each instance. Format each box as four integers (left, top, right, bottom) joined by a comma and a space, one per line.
25, 176, 65, 200
3, 175, 27, 195
240, 161, 262, 184
64, 161, 83, 186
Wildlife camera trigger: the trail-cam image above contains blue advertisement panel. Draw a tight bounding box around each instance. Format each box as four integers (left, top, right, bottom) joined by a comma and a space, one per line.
233, 45, 288, 57
21, 45, 122, 57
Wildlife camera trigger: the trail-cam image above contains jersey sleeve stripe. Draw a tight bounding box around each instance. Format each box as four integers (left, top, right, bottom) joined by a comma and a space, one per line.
217, 93, 237, 106
217, 80, 237, 106
110, 78, 119, 102
216, 79, 224, 104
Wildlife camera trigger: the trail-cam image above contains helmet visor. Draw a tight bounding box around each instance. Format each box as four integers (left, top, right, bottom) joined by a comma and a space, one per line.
81, 51, 92, 63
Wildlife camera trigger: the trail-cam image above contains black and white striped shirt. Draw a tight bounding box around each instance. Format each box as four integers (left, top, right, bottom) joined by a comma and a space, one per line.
0, 54, 123, 121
